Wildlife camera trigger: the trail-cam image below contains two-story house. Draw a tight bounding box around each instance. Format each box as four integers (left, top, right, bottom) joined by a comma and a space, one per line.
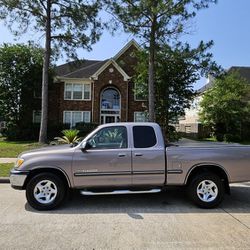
33, 40, 148, 128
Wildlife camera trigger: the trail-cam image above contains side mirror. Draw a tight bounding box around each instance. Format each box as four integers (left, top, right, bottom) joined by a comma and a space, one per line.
81, 141, 92, 152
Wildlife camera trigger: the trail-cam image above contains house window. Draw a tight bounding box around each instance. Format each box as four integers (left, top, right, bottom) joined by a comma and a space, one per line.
64, 83, 91, 100
185, 126, 192, 134
63, 111, 91, 128
134, 82, 147, 101
33, 110, 41, 123
134, 112, 148, 122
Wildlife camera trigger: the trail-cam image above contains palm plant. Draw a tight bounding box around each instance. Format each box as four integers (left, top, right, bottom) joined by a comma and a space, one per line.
104, 129, 122, 142
54, 129, 80, 144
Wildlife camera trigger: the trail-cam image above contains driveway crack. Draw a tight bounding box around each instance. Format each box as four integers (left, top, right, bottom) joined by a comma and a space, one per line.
220, 207, 250, 230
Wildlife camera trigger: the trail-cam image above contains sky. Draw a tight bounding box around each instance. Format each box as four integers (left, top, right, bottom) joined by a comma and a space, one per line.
0, 0, 250, 90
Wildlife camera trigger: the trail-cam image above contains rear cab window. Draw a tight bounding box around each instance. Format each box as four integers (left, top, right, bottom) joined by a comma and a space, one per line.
133, 126, 157, 148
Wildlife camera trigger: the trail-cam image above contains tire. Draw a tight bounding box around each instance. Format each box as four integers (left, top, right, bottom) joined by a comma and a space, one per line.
26, 173, 66, 210
188, 172, 225, 208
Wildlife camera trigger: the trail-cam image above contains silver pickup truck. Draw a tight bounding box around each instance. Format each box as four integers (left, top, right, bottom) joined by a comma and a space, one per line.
10, 122, 250, 210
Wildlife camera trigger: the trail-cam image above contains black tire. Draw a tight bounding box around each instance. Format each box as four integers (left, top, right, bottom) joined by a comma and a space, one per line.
188, 172, 225, 208
26, 173, 67, 210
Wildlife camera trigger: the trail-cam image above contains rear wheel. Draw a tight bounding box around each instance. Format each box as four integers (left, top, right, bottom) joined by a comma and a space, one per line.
188, 173, 225, 208
26, 173, 66, 210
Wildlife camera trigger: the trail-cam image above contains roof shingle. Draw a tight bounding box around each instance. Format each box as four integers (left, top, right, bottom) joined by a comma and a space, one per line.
198, 66, 250, 93
55, 59, 107, 78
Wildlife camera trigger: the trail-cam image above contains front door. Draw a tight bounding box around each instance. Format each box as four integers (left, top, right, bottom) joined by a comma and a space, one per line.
72, 125, 132, 188
101, 115, 120, 124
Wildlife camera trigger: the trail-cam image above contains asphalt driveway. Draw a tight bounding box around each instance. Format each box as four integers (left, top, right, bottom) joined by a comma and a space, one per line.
0, 183, 250, 249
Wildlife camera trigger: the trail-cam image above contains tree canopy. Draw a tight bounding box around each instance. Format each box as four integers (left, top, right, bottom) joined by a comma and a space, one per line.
105, 0, 217, 121
0, 43, 43, 136
134, 41, 219, 138
199, 71, 250, 142
0, 0, 103, 143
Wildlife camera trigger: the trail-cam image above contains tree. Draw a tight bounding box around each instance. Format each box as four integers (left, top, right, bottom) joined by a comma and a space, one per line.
199, 71, 250, 142
0, 43, 43, 136
105, 0, 217, 121
0, 0, 103, 143
135, 41, 219, 138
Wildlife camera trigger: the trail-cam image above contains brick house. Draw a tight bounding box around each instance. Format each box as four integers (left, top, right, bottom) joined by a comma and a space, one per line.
33, 40, 148, 128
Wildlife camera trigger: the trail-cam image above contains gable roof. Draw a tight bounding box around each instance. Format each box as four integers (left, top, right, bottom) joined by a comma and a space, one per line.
91, 59, 130, 81
198, 75, 215, 93
198, 66, 250, 93
55, 60, 107, 79
55, 39, 139, 80
113, 39, 141, 61
229, 66, 250, 82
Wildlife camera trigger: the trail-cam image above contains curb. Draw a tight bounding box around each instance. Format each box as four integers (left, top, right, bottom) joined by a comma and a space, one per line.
0, 177, 10, 183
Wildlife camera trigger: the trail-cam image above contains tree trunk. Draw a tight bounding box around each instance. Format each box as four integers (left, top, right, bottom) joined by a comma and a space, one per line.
39, 0, 51, 144
148, 18, 156, 122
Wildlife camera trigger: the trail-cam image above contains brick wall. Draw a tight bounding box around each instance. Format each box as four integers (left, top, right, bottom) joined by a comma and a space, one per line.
116, 44, 147, 121
48, 43, 147, 125
116, 44, 138, 77
93, 65, 128, 123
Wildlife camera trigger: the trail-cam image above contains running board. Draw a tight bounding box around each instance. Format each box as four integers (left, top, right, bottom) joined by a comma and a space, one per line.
80, 189, 161, 196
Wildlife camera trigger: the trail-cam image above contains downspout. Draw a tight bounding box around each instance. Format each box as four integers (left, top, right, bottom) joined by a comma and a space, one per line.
91, 79, 94, 123
126, 80, 129, 122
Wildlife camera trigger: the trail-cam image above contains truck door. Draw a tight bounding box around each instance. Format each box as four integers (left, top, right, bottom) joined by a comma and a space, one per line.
131, 125, 165, 185
72, 125, 132, 188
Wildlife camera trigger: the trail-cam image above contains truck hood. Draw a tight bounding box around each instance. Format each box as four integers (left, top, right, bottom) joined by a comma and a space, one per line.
19, 144, 76, 158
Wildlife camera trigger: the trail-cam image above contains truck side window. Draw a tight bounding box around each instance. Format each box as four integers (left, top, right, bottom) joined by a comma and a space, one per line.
133, 126, 157, 148
88, 126, 128, 149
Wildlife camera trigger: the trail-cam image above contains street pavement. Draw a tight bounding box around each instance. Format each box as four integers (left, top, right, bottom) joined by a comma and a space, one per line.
0, 183, 250, 249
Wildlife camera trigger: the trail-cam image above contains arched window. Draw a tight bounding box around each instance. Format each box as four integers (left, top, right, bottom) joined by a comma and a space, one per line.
101, 88, 120, 110
100, 88, 121, 124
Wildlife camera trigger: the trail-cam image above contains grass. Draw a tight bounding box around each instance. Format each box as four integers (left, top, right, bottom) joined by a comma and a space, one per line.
0, 139, 43, 158
0, 163, 13, 177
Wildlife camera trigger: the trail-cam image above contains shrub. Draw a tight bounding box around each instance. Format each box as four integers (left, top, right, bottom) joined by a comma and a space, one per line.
224, 134, 241, 143
47, 123, 70, 140
167, 125, 181, 142
2, 123, 40, 141
3, 123, 70, 141
54, 129, 80, 144
215, 133, 224, 142
74, 122, 98, 137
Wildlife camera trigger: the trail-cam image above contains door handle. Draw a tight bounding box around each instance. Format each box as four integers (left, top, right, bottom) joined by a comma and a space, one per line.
135, 153, 143, 157
118, 153, 126, 157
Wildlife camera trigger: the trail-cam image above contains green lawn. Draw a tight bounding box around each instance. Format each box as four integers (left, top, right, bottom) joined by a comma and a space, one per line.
0, 163, 13, 177
0, 140, 43, 158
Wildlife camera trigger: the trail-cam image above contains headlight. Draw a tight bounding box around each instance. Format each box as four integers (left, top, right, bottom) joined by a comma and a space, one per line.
15, 158, 24, 168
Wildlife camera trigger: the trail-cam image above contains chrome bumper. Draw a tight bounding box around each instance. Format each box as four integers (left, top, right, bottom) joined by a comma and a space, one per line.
10, 169, 29, 189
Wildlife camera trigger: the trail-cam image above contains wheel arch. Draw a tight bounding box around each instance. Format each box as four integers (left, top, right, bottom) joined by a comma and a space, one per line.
185, 163, 230, 194
24, 166, 71, 189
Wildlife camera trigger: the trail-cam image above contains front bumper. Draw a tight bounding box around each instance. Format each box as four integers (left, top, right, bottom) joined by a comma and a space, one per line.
10, 169, 29, 190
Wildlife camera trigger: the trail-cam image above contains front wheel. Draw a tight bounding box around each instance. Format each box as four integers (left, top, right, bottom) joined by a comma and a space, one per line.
188, 173, 225, 208
26, 173, 66, 210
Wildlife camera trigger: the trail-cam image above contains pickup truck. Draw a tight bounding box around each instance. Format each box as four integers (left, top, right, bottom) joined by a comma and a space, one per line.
10, 122, 250, 210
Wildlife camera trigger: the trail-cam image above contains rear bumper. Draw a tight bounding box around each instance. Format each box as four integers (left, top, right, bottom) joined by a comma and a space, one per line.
10, 169, 29, 190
